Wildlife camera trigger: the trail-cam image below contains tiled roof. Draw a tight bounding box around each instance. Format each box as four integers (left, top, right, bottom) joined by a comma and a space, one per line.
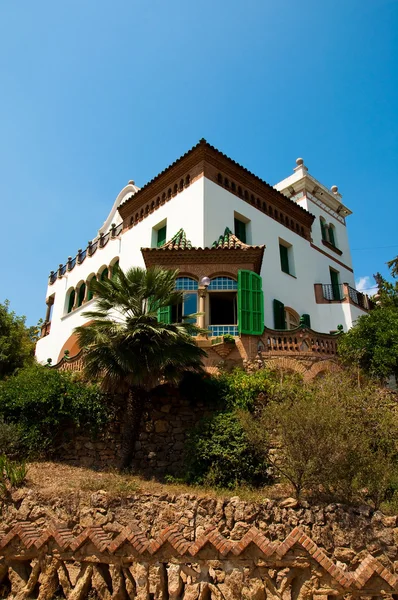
161, 228, 193, 250
212, 227, 251, 249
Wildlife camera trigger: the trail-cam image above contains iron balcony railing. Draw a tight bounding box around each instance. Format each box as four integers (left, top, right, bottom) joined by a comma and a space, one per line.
321, 283, 344, 302
49, 222, 123, 285
318, 283, 372, 310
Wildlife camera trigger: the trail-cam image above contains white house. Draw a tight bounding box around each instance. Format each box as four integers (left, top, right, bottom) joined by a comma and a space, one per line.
35, 140, 371, 366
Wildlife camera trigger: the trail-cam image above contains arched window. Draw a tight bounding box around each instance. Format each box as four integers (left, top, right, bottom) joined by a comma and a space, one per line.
208, 277, 237, 290
328, 224, 336, 247
100, 267, 109, 281
77, 283, 86, 307
175, 277, 198, 290
67, 289, 75, 314
285, 307, 300, 330
87, 276, 96, 301
111, 260, 119, 280
320, 217, 327, 241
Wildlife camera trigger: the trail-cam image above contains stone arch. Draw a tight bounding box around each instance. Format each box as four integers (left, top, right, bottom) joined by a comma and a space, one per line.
264, 357, 308, 377
306, 359, 341, 381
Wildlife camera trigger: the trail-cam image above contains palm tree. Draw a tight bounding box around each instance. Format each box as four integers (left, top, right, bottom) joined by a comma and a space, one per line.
75, 266, 206, 469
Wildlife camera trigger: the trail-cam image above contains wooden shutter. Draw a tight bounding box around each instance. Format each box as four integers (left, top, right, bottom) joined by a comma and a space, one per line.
320, 219, 327, 241
100, 268, 109, 281
111, 260, 119, 280
273, 299, 285, 329
87, 276, 96, 301
234, 218, 247, 243
77, 283, 86, 307
279, 244, 289, 274
328, 226, 336, 247
67, 290, 75, 313
330, 270, 340, 300
301, 313, 311, 328
157, 305, 171, 324
157, 226, 167, 247
238, 270, 264, 335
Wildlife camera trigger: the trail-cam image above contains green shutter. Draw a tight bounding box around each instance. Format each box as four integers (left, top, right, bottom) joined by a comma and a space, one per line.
77, 283, 86, 307
87, 276, 96, 301
320, 219, 327, 241
157, 226, 167, 247
238, 270, 264, 335
330, 270, 340, 300
301, 313, 311, 328
111, 260, 119, 280
67, 290, 75, 313
273, 299, 285, 329
234, 218, 247, 243
100, 267, 109, 281
157, 305, 171, 324
328, 226, 336, 247
279, 244, 289, 274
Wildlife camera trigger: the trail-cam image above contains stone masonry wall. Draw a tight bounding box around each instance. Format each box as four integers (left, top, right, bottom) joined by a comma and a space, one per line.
57, 387, 210, 474
1, 489, 398, 599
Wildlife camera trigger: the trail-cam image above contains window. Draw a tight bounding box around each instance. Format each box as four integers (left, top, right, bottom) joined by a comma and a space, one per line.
320, 217, 327, 241
87, 276, 96, 301
158, 277, 198, 324
157, 225, 167, 247
330, 268, 341, 300
237, 270, 264, 335
279, 241, 294, 275
234, 217, 247, 243
67, 289, 75, 314
100, 268, 109, 281
111, 260, 119, 280
285, 307, 300, 330
77, 283, 86, 307
328, 224, 336, 247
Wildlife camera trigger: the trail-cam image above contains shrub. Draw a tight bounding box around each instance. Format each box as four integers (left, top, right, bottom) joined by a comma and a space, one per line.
0, 417, 24, 459
184, 411, 269, 488
240, 371, 398, 504
0, 365, 110, 457
0, 455, 27, 495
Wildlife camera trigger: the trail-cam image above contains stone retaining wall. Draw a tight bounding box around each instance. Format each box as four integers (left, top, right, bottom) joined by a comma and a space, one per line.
57, 388, 210, 474
1, 489, 398, 599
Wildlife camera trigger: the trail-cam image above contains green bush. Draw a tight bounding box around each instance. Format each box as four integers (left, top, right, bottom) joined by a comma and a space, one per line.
0, 365, 110, 457
0, 417, 24, 459
184, 411, 269, 488
0, 455, 27, 495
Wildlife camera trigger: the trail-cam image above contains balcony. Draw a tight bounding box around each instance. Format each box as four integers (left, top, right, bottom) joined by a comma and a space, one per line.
314, 283, 374, 311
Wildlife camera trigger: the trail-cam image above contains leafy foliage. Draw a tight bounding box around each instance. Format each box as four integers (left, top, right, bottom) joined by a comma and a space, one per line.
339, 258, 398, 381
0, 455, 27, 496
240, 371, 398, 505
0, 417, 24, 459
184, 411, 269, 488
0, 365, 109, 456
0, 300, 35, 379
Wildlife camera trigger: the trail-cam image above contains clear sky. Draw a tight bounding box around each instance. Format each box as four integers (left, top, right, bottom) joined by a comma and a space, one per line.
1, 0, 397, 325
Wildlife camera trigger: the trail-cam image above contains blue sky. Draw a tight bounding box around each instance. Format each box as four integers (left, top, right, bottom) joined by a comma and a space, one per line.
1, 0, 397, 324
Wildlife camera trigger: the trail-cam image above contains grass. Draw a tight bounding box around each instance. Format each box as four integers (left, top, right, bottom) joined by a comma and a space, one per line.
24, 462, 291, 505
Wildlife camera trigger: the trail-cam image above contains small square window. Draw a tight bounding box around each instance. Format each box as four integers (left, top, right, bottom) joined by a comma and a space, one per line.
157, 225, 167, 247
234, 218, 247, 243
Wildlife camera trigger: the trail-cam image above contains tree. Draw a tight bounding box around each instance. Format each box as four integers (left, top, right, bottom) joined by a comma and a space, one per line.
240, 371, 398, 504
339, 258, 398, 381
0, 300, 35, 379
75, 266, 206, 469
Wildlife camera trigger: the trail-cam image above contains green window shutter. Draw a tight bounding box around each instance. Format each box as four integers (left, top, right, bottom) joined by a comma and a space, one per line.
87, 276, 96, 301
157, 226, 167, 247
238, 270, 264, 335
301, 313, 311, 328
273, 299, 285, 329
330, 270, 340, 300
111, 260, 119, 280
100, 267, 109, 281
157, 305, 171, 324
328, 226, 336, 247
77, 283, 86, 307
320, 219, 327, 241
279, 244, 289, 274
67, 290, 75, 313
234, 218, 247, 243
